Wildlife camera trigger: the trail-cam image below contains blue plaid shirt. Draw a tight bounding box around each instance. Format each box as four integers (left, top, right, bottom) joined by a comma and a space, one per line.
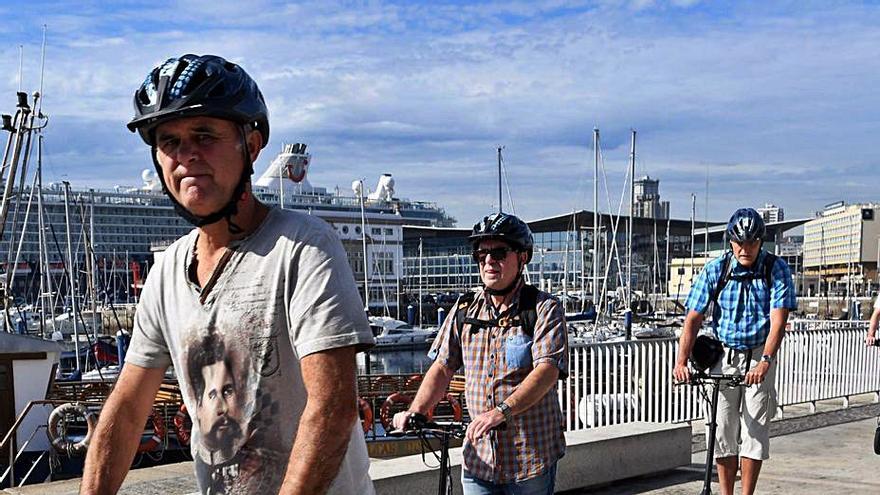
685, 250, 797, 350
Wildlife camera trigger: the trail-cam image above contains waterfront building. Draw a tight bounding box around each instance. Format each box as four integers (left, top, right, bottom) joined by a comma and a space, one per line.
757, 203, 784, 223
803, 201, 880, 296
634, 176, 670, 220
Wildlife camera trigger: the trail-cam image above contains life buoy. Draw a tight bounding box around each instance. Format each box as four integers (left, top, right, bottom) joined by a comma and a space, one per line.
47, 402, 98, 456
136, 408, 166, 453
358, 398, 374, 434
429, 393, 463, 422
403, 373, 423, 390
379, 392, 412, 432
173, 404, 192, 446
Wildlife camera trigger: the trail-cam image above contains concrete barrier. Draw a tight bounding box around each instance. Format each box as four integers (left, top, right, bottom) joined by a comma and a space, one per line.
369, 421, 691, 494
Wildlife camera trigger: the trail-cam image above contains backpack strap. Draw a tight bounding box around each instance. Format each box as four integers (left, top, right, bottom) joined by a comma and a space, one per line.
517, 284, 539, 338
454, 291, 477, 337
763, 252, 777, 289
707, 252, 734, 316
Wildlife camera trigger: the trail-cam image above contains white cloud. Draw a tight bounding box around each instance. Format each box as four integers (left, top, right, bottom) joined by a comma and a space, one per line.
0, 1, 878, 224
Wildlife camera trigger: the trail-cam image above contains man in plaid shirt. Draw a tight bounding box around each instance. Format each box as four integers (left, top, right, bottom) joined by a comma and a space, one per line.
393, 212, 568, 494
674, 208, 797, 495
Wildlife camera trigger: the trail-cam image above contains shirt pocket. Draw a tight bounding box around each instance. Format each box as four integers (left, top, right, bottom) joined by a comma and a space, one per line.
505, 333, 533, 369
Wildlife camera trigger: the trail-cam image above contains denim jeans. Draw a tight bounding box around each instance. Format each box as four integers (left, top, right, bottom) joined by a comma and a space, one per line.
461, 463, 557, 495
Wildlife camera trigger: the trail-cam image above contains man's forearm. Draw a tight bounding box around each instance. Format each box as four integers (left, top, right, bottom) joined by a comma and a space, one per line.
280, 399, 355, 495
763, 308, 790, 357
280, 347, 358, 495
81, 365, 165, 495
676, 311, 704, 366
410, 361, 455, 414
501, 363, 559, 416
868, 309, 880, 337
80, 398, 146, 494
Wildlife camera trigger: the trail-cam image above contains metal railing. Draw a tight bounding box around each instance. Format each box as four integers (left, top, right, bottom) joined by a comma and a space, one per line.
560, 320, 880, 431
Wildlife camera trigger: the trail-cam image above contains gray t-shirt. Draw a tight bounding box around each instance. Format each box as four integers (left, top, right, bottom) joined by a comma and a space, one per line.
127, 207, 375, 495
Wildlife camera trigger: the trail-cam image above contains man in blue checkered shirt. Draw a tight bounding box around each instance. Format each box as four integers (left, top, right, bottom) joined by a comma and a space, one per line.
674, 208, 797, 495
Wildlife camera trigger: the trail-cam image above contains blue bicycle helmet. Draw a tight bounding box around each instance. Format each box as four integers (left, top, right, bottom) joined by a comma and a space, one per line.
127, 54, 269, 147
726, 208, 765, 243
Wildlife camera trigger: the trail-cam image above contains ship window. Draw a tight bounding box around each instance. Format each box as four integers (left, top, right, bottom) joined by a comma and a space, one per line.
372, 228, 382, 235
355, 226, 362, 235
342, 226, 349, 234
384, 228, 394, 236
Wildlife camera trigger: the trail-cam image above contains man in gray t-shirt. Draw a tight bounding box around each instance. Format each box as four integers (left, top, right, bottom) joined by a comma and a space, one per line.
80, 54, 375, 495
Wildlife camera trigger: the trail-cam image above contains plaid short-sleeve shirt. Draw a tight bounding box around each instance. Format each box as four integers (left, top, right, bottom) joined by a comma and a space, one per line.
428, 282, 568, 483
685, 250, 798, 350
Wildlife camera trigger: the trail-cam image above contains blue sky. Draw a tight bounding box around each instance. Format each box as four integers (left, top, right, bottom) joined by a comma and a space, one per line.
1, 0, 878, 226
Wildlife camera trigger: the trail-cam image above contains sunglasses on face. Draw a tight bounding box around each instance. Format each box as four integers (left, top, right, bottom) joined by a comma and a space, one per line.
472, 247, 516, 263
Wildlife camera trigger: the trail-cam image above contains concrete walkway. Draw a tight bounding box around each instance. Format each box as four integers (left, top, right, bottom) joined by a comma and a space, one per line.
564, 416, 880, 494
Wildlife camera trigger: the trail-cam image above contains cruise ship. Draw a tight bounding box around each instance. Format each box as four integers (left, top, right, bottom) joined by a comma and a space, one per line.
0, 143, 455, 316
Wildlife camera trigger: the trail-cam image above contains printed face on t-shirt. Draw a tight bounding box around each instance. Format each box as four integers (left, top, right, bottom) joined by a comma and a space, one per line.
197, 360, 244, 456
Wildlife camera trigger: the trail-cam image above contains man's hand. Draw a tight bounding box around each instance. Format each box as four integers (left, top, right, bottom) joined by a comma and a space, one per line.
673, 362, 691, 384
465, 408, 505, 443
745, 361, 770, 385
866, 332, 877, 347
392, 410, 415, 431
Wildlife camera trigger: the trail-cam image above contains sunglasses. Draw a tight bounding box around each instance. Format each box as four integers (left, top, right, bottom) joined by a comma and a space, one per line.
472, 247, 516, 263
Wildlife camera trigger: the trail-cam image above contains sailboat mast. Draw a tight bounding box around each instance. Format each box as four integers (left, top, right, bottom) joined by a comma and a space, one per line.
704, 166, 709, 256
497, 146, 503, 213
63, 182, 80, 370
690, 193, 696, 287
665, 218, 670, 298
592, 128, 599, 308
627, 130, 636, 313
357, 180, 369, 313
418, 237, 423, 326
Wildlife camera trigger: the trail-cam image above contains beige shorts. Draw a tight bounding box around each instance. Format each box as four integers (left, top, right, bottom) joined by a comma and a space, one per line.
706, 344, 777, 461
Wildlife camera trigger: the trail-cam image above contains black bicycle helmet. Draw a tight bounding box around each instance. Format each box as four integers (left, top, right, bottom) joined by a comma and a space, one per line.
127, 54, 269, 231
127, 54, 269, 147
468, 212, 534, 263
726, 208, 765, 243
690, 335, 724, 372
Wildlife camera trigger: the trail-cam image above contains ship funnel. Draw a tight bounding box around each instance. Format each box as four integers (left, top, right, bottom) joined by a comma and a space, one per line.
141, 169, 162, 191
367, 174, 395, 202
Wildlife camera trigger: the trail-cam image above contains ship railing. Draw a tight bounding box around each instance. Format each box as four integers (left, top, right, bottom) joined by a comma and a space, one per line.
561, 320, 879, 431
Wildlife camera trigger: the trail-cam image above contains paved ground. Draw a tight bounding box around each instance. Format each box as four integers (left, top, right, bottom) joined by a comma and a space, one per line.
6, 397, 880, 494
563, 398, 880, 495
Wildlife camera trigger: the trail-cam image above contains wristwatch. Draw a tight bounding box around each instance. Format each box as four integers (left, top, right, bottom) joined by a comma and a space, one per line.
495, 402, 513, 423
760, 354, 774, 364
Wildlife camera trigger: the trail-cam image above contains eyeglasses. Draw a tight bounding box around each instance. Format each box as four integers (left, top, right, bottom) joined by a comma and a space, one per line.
472, 247, 515, 263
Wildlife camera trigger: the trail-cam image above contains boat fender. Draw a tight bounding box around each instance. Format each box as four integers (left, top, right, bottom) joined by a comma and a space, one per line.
136, 408, 166, 453
379, 392, 413, 432
173, 404, 192, 446
358, 397, 374, 434
47, 402, 98, 456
